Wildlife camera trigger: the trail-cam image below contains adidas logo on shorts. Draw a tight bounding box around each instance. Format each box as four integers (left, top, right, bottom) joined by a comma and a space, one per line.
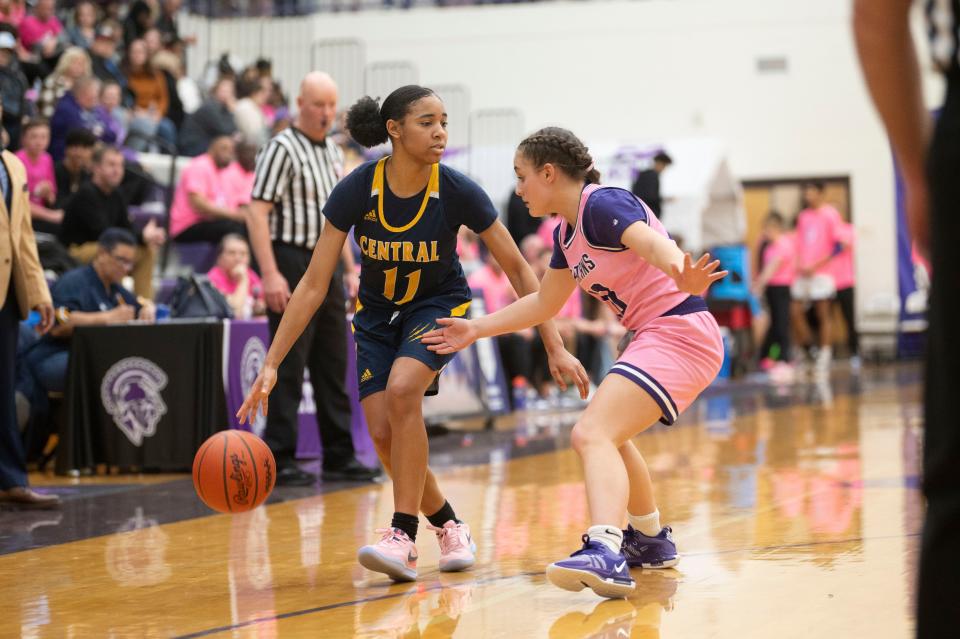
364, 210, 377, 222
360, 368, 373, 383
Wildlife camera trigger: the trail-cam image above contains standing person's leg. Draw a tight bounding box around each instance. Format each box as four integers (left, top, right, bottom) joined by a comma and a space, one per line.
0, 286, 28, 492
548, 312, 722, 598
357, 357, 437, 582
790, 296, 812, 360
263, 246, 315, 485
0, 285, 59, 508
837, 287, 859, 357
547, 374, 661, 598
768, 286, 792, 361
307, 264, 377, 481
917, 83, 960, 638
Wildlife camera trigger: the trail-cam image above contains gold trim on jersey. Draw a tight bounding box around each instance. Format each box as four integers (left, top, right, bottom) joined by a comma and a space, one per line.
371, 157, 440, 233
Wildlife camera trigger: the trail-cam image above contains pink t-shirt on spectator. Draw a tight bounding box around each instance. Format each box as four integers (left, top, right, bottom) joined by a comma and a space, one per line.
223, 162, 255, 206
207, 265, 263, 302
538, 216, 561, 248
762, 232, 796, 286
15, 149, 56, 206
468, 264, 516, 314
795, 205, 842, 276
19, 14, 62, 51
170, 154, 238, 238
830, 222, 855, 290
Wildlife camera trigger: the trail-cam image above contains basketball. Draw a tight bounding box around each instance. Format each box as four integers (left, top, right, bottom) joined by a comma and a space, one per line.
192, 430, 276, 514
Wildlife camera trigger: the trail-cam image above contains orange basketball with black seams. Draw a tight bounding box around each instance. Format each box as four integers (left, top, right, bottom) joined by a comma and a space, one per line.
193, 430, 275, 513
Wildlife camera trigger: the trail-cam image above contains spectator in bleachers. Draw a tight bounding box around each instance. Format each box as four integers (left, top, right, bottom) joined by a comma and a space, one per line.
19, 0, 62, 64
226, 138, 257, 200
207, 233, 264, 319
0, 30, 28, 149
122, 38, 177, 150
233, 75, 269, 148
156, 0, 193, 48
122, 0, 152, 47
89, 23, 126, 95
37, 46, 91, 119
177, 75, 236, 157
170, 134, 247, 244
94, 79, 127, 144
53, 127, 95, 209
49, 75, 109, 160
15, 119, 61, 234
65, 0, 97, 49
142, 26, 163, 58
59, 145, 164, 297
152, 48, 199, 115
519, 232, 544, 265
21, 228, 155, 404
0, 1, 26, 27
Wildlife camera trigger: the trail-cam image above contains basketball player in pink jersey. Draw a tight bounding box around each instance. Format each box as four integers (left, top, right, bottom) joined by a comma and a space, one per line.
423, 127, 727, 598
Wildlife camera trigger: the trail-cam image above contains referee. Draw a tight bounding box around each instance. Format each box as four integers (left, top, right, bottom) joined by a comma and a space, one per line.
246, 71, 378, 486
856, 1, 960, 635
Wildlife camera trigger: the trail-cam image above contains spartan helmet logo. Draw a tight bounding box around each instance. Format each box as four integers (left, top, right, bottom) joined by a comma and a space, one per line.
240, 336, 267, 436
101, 357, 169, 447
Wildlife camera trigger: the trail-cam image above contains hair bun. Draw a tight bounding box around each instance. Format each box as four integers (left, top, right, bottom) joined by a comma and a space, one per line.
346, 95, 388, 148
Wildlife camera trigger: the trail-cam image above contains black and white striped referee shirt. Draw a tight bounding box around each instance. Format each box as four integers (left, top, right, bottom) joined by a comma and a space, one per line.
250, 127, 345, 249
927, 0, 960, 74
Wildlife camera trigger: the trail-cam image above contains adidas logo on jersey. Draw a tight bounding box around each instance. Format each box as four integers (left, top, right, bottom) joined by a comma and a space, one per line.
360, 368, 373, 383
364, 210, 377, 222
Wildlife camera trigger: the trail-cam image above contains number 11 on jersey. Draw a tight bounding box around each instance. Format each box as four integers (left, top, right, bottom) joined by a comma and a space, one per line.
383, 267, 422, 305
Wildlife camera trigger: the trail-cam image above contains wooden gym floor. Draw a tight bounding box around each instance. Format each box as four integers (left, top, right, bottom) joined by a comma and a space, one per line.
0, 364, 921, 638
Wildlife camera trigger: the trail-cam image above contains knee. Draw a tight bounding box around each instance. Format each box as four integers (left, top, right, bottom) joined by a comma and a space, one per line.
570, 419, 609, 455
384, 379, 425, 423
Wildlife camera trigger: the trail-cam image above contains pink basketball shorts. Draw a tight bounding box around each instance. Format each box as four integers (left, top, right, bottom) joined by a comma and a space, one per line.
608, 311, 724, 425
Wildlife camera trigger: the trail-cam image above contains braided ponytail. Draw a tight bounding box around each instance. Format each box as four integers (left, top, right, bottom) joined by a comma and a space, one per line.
517, 127, 600, 184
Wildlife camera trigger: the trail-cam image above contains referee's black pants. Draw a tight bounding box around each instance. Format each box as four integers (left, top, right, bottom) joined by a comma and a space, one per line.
918, 73, 960, 638
264, 242, 355, 471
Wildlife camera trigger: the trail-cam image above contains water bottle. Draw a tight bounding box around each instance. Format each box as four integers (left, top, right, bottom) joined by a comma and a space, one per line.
511, 376, 528, 412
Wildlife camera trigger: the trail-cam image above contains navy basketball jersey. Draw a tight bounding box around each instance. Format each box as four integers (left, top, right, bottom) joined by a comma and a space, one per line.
324, 157, 499, 311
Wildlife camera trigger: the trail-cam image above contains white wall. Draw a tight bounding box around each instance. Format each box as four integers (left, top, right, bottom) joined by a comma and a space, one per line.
184, 0, 946, 323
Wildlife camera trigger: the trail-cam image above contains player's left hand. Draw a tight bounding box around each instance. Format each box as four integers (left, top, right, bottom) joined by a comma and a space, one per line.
421, 317, 478, 354
670, 252, 727, 296
547, 348, 590, 400
343, 269, 360, 301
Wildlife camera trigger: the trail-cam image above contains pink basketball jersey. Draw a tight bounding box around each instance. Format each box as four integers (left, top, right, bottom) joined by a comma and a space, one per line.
554, 184, 690, 331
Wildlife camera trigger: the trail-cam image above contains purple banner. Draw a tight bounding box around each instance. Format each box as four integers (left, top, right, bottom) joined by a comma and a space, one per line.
223, 319, 375, 463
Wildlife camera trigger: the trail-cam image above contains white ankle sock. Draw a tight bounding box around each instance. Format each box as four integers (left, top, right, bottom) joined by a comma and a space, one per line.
587, 525, 623, 554
628, 510, 661, 537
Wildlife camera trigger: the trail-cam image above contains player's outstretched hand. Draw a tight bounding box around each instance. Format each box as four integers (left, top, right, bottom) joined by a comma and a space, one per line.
670, 252, 728, 296
547, 349, 591, 400
421, 317, 479, 354
237, 365, 278, 425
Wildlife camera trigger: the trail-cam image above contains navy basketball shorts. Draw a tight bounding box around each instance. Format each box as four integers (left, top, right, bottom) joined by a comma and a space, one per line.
352, 293, 471, 401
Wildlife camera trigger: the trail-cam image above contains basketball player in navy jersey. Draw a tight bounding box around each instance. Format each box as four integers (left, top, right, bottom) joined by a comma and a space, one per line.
238, 85, 588, 582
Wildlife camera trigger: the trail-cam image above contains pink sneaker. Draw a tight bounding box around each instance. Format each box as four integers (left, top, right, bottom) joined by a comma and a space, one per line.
428, 520, 476, 572
358, 528, 418, 582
